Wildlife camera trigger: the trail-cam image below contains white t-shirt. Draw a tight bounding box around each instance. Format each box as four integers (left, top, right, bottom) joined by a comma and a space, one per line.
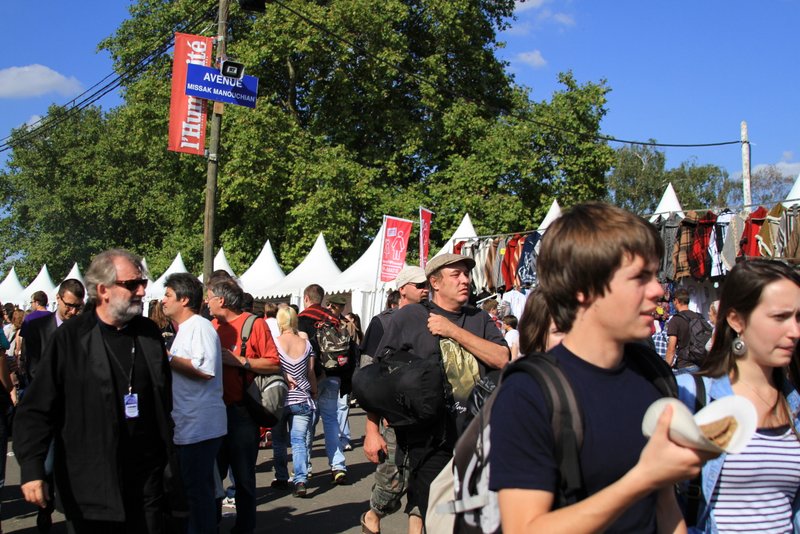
265, 317, 280, 340
504, 329, 519, 349
170, 314, 227, 445
502, 289, 527, 321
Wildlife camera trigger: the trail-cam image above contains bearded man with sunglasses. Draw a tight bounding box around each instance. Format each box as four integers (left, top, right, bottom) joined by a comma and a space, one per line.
15, 249, 185, 534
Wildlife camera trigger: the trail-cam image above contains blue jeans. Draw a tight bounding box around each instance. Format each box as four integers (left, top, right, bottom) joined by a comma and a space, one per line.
272, 403, 313, 484
178, 436, 223, 534
310, 377, 346, 472
218, 405, 259, 534
338, 393, 351, 448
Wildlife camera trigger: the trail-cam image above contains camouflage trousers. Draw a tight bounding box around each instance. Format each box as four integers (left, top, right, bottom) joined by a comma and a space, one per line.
369, 425, 416, 517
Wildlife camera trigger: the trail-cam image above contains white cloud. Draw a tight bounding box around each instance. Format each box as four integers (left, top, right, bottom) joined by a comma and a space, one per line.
749, 161, 800, 178
783, 151, 794, 162
552, 12, 576, 26
25, 115, 43, 128
515, 0, 548, 13
0, 64, 83, 99
517, 50, 547, 69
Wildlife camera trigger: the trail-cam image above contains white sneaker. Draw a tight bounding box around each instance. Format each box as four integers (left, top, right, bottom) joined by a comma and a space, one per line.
222, 496, 236, 508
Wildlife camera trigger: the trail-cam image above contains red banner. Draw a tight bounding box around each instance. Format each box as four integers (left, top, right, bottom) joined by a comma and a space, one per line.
168, 33, 213, 155
380, 216, 414, 282
419, 207, 433, 268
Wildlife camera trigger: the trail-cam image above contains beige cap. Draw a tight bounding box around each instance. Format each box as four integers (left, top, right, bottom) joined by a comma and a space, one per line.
394, 265, 427, 288
424, 253, 476, 278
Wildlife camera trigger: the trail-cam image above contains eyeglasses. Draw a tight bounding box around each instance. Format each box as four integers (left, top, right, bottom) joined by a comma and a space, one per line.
207, 295, 221, 302
411, 282, 428, 289
113, 279, 148, 292
58, 296, 83, 310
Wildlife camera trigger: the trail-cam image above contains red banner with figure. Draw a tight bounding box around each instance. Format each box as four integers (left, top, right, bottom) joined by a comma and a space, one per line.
168, 33, 213, 155
380, 216, 414, 282
419, 207, 433, 268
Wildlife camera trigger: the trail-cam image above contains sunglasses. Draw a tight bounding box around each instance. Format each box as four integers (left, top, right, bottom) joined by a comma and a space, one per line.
411, 282, 428, 289
114, 279, 149, 292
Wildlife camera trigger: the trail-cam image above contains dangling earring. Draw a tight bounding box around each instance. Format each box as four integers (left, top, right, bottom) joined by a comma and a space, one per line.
731, 333, 747, 356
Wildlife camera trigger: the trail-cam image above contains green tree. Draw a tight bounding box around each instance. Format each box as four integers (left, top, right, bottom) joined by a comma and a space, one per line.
726, 164, 796, 208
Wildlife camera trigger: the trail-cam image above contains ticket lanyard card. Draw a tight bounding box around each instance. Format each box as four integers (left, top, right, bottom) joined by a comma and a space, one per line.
124, 393, 139, 419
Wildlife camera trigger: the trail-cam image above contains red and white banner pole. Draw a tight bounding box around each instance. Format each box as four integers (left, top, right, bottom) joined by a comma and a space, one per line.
380, 216, 414, 282
168, 33, 213, 155
419, 207, 433, 268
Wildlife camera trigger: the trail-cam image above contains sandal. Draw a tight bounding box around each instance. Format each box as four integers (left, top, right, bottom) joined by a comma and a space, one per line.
360, 511, 380, 534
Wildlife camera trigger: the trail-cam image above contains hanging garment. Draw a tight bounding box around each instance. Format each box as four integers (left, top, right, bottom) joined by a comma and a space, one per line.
739, 206, 768, 257
781, 206, 800, 261
709, 211, 733, 278
483, 238, 499, 292
471, 239, 492, 293
688, 211, 717, 281
453, 240, 466, 255
656, 213, 682, 282
721, 212, 747, 271
672, 211, 698, 280
516, 233, 541, 288
493, 237, 508, 290
501, 235, 523, 291
756, 203, 784, 258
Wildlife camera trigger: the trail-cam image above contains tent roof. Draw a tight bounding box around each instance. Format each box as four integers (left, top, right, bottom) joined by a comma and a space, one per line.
326, 222, 388, 294
252, 233, 341, 299
537, 200, 561, 231
146, 253, 190, 301
784, 174, 800, 208
434, 213, 477, 258
62, 262, 84, 286
22, 265, 57, 307
240, 240, 285, 294
198, 248, 240, 284
649, 183, 684, 222
0, 267, 25, 306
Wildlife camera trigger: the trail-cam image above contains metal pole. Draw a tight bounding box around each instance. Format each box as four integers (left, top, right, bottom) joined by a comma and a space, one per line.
203, 0, 229, 285
741, 121, 752, 214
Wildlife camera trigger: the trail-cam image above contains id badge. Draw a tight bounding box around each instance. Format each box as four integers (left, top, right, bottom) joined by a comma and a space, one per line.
124, 393, 139, 419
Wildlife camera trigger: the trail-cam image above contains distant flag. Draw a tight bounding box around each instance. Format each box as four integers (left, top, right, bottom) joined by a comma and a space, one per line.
380, 216, 414, 282
419, 207, 433, 268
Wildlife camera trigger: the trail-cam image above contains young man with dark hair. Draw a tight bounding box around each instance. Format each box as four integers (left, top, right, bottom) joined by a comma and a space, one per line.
163, 273, 225, 534
489, 202, 715, 532
665, 288, 703, 370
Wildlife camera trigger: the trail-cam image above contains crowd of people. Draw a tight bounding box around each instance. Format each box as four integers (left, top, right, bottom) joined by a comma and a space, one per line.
1, 200, 800, 533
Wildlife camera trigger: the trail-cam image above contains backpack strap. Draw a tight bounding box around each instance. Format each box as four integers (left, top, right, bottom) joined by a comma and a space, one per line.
624, 342, 679, 398
240, 314, 258, 359
685, 374, 707, 527
505, 353, 586, 507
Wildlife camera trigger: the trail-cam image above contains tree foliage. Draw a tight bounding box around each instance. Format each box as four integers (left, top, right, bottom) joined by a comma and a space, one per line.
1, 0, 615, 282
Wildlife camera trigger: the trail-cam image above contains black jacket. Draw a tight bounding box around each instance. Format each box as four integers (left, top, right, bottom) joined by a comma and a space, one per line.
21, 313, 58, 381
13, 311, 186, 522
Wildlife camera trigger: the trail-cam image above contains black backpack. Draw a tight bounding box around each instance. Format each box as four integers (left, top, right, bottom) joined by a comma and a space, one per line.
676, 311, 713, 366
433, 343, 677, 533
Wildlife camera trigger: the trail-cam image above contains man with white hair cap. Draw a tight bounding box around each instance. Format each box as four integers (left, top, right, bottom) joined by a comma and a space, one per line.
361, 254, 508, 534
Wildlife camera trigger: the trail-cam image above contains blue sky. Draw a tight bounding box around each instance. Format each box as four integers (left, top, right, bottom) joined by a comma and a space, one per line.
2, 1, 799, 186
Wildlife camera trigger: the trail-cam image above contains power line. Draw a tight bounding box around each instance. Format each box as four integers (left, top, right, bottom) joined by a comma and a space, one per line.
269, 0, 740, 150
0, 5, 216, 154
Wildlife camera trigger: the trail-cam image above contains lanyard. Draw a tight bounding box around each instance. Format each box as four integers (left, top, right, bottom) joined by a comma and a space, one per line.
105, 338, 136, 395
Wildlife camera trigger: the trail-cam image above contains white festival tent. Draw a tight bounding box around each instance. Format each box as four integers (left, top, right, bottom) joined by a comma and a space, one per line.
145, 253, 189, 301
325, 221, 395, 322
239, 240, 285, 295
537, 199, 562, 231
22, 265, 57, 310
197, 248, 238, 284
62, 262, 84, 286
783, 174, 800, 208
0, 267, 26, 307
433, 213, 478, 258
252, 233, 342, 307
649, 182, 684, 222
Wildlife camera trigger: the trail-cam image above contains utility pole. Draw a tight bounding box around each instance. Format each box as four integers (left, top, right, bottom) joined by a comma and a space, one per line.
741, 121, 752, 213
203, 0, 229, 285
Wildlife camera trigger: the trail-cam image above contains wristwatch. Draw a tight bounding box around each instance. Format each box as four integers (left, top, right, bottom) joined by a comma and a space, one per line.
242, 358, 251, 370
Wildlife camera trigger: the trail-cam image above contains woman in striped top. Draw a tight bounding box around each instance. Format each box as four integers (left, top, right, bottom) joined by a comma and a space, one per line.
677, 260, 800, 533
270, 307, 317, 497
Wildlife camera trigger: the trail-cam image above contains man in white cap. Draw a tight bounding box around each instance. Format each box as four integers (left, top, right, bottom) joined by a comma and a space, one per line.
359, 265, 429, 533
362, 255, 508, 534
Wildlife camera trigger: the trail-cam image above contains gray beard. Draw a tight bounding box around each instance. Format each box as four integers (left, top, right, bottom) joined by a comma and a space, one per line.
108, 299, 143, 324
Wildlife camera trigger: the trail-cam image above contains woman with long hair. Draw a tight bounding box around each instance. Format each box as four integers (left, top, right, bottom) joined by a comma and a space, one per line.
518, 288, 565, 356
270, 307, 317, 498
677, 259, 800, 532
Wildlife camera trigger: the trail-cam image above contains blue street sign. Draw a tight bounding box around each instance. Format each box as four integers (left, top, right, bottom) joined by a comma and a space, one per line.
185, 64, 258, 108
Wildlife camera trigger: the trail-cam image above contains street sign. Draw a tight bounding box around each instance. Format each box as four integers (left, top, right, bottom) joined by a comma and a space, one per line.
185, 64, 258, 108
